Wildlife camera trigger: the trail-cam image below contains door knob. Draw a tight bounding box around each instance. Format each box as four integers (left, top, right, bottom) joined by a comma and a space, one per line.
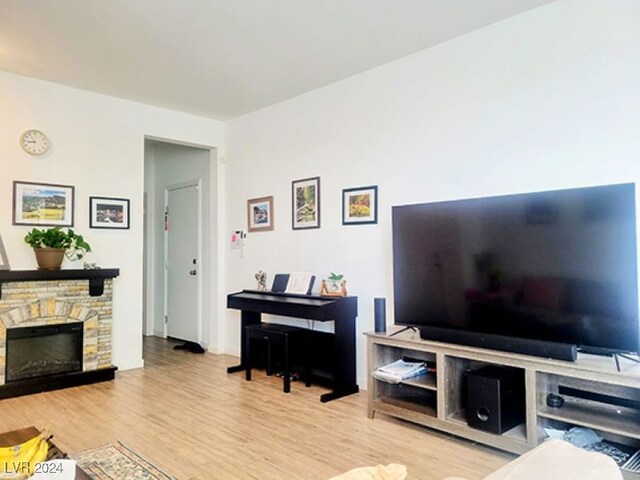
189, 270, 197, 276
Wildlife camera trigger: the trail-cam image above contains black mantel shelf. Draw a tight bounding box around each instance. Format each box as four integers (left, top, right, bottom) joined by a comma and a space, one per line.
0, 269, 120, 299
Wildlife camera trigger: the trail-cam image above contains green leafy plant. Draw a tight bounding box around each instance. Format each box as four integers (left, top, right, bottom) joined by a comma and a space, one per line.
328, 272, 344, 282
24, 227, 92, 260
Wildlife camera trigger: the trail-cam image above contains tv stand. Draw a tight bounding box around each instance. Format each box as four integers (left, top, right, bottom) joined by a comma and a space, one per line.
367, 329, 640, 476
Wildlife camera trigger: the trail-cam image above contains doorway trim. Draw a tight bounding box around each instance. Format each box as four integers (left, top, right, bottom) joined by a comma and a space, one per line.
143, 136, 220, 355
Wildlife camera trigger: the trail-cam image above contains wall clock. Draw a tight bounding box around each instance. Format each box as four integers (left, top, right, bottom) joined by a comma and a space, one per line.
20, 129, 50, 155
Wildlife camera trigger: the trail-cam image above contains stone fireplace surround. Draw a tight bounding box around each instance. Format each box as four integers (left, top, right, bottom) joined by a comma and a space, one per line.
0, 269, 119, 398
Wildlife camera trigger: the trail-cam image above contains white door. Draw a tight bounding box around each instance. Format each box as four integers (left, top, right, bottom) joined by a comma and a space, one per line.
165, 183, 200, 342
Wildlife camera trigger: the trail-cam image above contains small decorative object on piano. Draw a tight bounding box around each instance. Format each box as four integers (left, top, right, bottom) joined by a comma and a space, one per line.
255, 270, 267, 291
321, 272, 347, 297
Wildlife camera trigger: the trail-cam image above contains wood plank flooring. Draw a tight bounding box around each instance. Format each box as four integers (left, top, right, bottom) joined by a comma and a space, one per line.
0, 337, 512, 479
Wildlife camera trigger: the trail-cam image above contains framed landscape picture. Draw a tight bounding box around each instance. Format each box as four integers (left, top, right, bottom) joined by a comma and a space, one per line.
13, 181, 75, 226
247, 196, 274, 232
292, 176, 320, 230
342, 185, 378, 225
90, 196, 130, 229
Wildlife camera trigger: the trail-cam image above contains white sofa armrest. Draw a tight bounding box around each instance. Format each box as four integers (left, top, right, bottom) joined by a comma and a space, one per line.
483, 440, 622, 480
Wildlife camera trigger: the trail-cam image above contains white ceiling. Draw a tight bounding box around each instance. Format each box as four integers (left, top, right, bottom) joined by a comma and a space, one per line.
0, 0, 553, 120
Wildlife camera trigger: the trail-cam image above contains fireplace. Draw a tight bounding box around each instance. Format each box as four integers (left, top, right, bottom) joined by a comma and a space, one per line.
6, 323, 83, 383
0, 269, 119, 398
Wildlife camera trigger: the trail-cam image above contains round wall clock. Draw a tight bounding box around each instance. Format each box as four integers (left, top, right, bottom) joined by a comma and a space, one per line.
20, 129, 50, 155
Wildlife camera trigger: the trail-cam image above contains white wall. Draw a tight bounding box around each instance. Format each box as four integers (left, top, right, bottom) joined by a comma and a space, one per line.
225, 0, 640, 385
0, 71, 224, 370
4, 0, 636, 384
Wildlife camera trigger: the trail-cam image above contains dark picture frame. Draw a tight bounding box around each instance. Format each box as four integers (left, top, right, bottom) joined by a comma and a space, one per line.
292, 176, 320, 230
90, 196, 130, 229
247, 196, 274, 232
0, 234, 9, 270
342, 185, 378, 225
13, 180, 75, 227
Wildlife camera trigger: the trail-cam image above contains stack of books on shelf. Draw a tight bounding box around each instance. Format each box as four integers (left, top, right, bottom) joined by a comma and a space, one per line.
373, 359, 429, 384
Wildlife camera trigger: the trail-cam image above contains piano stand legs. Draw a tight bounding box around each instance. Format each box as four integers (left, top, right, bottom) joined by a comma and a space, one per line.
226, 364, 245, 374
320, 385, 360, 403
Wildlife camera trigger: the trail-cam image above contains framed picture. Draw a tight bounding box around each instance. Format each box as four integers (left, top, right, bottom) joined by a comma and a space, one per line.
247, 196, 274, 232
292, 176, 320, 230
90, 196, 130, 229
0, 235, 9, 270
342, 185, 378, 225
13, 181, 75, 227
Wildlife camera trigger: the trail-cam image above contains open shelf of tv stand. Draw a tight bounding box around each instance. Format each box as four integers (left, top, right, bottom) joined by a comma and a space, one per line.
537, 400, 640, 439
367, 329, 640, 473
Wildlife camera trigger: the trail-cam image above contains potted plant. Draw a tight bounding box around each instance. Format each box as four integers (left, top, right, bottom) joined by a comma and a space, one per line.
321, 272, 347, 297
24, 227, 91, 270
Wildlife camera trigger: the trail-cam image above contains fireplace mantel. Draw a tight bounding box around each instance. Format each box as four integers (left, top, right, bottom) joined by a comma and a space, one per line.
0, 269, 120, 298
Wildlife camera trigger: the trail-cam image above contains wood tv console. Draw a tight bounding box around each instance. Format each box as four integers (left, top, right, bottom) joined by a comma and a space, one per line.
366, 329, 640, 473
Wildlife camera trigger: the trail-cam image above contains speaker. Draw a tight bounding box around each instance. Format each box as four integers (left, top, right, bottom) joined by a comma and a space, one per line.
466, 366, 525, 434
558, 386, 640, 410
374, 298, 386, 333
419, 326, 577, 362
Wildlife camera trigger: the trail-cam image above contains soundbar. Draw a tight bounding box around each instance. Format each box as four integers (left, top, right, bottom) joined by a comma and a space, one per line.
419, 326, 577, 362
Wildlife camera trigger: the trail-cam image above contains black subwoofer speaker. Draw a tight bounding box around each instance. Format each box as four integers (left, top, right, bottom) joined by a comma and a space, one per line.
466, 366, 525, 434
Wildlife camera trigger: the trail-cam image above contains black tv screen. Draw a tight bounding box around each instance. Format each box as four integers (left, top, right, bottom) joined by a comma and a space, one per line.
392, 183, 639, 355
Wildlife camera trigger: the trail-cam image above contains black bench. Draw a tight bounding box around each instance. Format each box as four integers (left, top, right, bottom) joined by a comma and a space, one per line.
244, 323, 310, 393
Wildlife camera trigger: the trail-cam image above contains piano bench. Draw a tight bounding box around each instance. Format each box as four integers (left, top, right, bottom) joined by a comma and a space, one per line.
244, 323, 310, 393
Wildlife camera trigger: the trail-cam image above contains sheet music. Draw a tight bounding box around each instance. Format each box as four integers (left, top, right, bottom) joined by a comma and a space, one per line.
285, 271, 313, 294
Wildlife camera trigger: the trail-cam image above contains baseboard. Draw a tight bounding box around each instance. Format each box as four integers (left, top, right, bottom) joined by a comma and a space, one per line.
206, 345, 224, 355
115, 358, 145, 371
223, 346, 241, 357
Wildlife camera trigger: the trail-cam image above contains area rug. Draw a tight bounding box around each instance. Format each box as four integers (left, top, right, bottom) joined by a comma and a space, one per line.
71, 442, 175, 480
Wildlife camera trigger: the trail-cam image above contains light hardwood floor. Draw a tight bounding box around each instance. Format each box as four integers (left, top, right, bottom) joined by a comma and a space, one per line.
0, 337, 512, 479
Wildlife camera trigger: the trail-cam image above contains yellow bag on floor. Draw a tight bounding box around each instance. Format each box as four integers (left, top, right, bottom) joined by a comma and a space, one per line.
0, 430, 49, 479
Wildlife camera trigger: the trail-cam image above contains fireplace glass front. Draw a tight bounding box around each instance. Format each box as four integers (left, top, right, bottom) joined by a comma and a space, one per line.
5, 322, 83, 383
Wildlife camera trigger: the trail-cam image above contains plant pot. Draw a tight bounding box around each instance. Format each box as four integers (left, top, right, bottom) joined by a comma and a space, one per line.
34, 248, 65, 270
320, 279, 347, 297
326, 280, 342, 293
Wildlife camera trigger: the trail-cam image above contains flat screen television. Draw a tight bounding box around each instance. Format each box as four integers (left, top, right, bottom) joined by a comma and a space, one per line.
392, 183, 639, 358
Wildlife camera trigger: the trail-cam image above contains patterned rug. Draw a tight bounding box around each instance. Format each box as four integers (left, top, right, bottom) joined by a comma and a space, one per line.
71, 442, 175, 480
